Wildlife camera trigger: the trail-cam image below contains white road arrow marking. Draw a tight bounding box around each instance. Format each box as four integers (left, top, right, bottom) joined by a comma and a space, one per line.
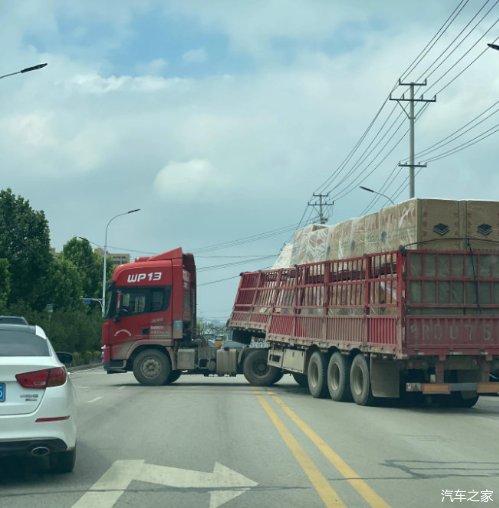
72, 460, 257, 508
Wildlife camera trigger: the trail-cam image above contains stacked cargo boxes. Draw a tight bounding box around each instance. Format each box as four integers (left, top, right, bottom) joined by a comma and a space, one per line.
275, 199, 499, 269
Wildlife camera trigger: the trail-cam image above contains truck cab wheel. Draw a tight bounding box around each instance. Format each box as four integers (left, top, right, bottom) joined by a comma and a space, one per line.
164, 370, 182, 385
243, 349, 283, 386
133, 349, 171, 386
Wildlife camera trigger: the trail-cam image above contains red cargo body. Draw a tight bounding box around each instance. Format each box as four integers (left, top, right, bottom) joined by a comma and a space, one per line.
228, 250, 499, 400
230, 250, 499, 357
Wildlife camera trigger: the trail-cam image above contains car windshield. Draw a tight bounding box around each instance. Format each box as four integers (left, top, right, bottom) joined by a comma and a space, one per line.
0, 330, 50, 357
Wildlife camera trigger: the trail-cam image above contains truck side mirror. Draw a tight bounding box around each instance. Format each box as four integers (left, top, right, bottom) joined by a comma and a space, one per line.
114, 306, 130, 322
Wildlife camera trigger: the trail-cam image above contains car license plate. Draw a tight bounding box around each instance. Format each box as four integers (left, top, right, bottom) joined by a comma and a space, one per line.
0, 383, 4, 402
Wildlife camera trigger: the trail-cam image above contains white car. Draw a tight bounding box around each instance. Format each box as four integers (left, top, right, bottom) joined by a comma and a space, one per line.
0, 323, 77, 473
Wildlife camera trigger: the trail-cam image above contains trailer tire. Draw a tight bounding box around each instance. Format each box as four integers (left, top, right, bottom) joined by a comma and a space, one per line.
327, 352, 352, 402
164, 370, 182, 385
292, 373, 308, 387
457, 393, 479, 408
133, 349, 171, 386
243, 349, 283, 386
350, 354, 374, 406
307, 351, 328, 398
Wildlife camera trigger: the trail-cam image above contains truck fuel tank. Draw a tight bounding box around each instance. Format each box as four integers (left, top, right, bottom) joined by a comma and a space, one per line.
216, 349, 238, 375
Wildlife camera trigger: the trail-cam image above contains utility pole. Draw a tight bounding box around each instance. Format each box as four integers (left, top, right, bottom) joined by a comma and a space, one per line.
390, 80, 436, 198
308, 193, 333, 224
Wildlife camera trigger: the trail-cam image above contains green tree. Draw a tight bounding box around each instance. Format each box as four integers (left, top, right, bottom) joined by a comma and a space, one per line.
40, 256, 84, 311
0, 188, 51, 309
0, 258, 10, 311
62, 237, 101, 298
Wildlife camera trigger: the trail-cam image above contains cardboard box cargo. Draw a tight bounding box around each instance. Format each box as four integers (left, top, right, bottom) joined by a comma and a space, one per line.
290, 224, 331, 265
464, 200, 499, 250
277, 199, 499, 269
329, 198, 463, 259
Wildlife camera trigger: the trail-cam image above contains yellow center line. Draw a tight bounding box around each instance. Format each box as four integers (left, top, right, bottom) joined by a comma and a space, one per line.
271, 394, 390, 508
255, 394, 346, 508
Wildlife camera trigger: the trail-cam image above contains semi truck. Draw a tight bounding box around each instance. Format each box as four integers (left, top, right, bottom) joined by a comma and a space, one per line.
102, 246, 499, 406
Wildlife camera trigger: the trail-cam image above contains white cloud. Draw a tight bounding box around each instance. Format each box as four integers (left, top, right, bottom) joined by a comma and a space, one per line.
66, 73, 174, 94
135, 58, 169, 75
182, 48, 208, 65
154, 159, 226, 202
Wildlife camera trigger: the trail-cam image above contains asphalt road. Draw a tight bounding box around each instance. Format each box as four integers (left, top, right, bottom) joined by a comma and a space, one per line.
0, 367, 498, 508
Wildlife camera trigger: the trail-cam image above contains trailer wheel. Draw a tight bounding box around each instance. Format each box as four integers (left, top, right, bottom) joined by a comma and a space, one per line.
443, 392, 479, 408
327, 352, 352, 402
243, 349, 283, 386
350, 354, 374, 406
133, 349, 171, 386
457, 393, 479, 408
164, 370, 182, 385
307, 351, 328, 398
292, 373, 308, 387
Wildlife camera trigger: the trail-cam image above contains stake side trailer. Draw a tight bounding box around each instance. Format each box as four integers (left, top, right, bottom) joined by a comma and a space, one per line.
228, 248, 499, 406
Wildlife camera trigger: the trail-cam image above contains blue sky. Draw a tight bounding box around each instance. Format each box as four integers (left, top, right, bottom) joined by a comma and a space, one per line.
2, 1, 499, 321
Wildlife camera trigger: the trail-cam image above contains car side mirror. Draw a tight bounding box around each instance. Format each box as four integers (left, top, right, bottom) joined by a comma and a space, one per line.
56, 352, 73, 366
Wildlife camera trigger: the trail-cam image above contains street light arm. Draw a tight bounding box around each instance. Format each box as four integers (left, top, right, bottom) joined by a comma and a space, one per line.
102, 208, 141, 316
0, 63, 47, 80
21, 63, 48, 73
359, 186, 395, 205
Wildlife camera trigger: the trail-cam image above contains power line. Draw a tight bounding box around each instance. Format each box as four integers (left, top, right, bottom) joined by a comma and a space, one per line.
414, 0, 496, 83
400, 0, 471, 81
424, 121, 499, 162
312, 1, 474, 201
198, 275, 242, 287
416, 100, 499, 158
197, 255, 278, 272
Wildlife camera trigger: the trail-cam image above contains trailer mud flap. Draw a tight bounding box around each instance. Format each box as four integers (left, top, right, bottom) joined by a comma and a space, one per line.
370, 357, 400, 398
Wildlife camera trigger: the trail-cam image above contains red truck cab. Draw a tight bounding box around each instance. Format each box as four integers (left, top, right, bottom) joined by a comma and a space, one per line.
102, 248, 196, 374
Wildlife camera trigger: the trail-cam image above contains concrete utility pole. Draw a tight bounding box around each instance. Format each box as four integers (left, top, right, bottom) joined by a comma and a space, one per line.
308, 193, 333, 224
390, 80, 436, 199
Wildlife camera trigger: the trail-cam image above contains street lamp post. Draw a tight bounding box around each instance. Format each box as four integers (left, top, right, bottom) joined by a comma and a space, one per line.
0, 63, 47, 80
102, 209, 140, 316
487, 43, 499, 51
359, 186, 395, 205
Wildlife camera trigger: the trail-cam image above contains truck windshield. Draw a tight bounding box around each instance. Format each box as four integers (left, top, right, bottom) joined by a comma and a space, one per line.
105, 286, 171, 319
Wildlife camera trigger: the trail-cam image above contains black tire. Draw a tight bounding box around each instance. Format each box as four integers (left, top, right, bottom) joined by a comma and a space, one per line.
164, 370, 182, 385
445, 392, 480, 408
292, 372, 308, 387
133, 349, 171, 386
458, 394, 479, 408
307, 351, 328, 398
243, 349, 283, 386
350, 354, 374, 406
327, 352, 352, 402
50, 447, 76, 473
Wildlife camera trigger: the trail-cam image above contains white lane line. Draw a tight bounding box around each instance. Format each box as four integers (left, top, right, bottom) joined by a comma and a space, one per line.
87, 396, 103, 404
117, 386, 126, 390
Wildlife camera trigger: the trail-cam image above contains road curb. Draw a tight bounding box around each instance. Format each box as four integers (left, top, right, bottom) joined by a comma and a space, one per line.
69, 363, 102, 372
